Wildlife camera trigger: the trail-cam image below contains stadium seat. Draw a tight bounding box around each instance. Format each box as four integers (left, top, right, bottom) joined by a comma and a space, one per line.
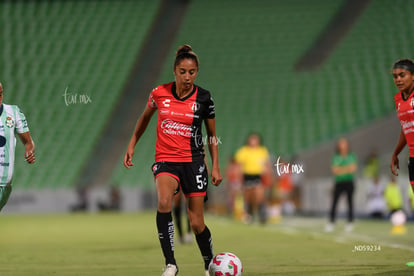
0, 0, 161, 188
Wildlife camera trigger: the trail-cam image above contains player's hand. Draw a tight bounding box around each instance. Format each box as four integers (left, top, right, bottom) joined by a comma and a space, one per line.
123, 147, 135, 169
25, 150, 35, 164
390, 154, 399, 176
211, 167, 222, 186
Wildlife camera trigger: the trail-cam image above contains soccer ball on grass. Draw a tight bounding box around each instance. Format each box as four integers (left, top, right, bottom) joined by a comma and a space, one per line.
208, 252, 243, 276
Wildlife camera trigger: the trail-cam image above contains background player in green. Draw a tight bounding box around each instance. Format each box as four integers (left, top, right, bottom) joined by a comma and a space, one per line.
325, 137, 357, 232
0, 82, 35, 211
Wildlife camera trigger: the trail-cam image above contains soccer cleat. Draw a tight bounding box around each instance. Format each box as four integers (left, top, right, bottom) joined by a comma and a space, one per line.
184, 233, 193, 244
162, 264, 178, 276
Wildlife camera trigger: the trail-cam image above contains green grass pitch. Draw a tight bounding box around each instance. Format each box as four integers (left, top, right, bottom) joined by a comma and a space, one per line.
1, 212, 414, 275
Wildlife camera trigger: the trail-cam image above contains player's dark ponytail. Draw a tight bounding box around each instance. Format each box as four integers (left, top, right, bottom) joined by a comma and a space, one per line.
393, 59, 414, 73
174, 44, 199, 69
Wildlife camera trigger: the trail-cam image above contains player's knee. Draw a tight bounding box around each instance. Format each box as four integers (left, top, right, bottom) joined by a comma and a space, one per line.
157, 198, 172, 212
189, 217, 204, 234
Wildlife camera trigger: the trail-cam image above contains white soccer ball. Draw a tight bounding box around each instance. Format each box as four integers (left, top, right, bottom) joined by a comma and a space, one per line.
208, 252, 243, 276
390, 210, 406, 226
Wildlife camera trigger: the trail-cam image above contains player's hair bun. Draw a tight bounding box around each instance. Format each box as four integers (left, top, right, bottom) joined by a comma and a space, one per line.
174, 44, 199, 69
176, 44, 193, 56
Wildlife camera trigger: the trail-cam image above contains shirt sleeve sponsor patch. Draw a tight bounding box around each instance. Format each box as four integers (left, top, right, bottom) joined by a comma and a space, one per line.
148, 93, 157, 109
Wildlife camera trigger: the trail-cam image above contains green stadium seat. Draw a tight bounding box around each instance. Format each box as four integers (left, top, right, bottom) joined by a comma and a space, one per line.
0, 0, 161, 189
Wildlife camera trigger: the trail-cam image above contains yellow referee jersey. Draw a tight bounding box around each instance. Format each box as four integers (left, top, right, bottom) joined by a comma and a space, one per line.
235, 146, 269, 175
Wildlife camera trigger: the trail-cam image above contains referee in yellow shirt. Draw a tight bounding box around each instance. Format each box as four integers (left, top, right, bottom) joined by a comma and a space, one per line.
235, 133, 270, 224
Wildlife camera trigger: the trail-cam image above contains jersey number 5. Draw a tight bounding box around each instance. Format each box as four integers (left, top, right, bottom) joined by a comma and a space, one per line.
196, 175, 207, 189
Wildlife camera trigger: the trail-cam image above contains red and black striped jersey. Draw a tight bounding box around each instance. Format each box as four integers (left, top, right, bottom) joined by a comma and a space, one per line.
395, 91, 414, 157
148, 82, 215, 162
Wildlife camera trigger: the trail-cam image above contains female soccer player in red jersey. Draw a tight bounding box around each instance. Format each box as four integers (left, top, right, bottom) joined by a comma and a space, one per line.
390, 59, 414, 190
124, 45, 222, 276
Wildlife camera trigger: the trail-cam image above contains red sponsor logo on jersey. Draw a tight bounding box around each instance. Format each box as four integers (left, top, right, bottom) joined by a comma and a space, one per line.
160, 119, 193, 137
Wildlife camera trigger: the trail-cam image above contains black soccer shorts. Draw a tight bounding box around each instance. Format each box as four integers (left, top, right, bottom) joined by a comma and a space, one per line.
243, 174, 261, 188
152, 160, 209, 198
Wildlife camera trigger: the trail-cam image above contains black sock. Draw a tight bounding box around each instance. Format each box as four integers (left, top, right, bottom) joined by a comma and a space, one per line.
156, 211, 176, 266
173, 206, 183, 240
258, 203, 267, 224
186, 217, 191, 234
195, 225, 213, 270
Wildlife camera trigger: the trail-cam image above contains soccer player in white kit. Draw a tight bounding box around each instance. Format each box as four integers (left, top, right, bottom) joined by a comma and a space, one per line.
0, 83, 35, 211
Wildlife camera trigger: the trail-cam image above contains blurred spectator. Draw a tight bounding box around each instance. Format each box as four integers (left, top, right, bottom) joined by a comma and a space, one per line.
366, 176, 386, 218
384, 175, 403, 215
70, 186, 89, 212
276, 158, 295, 215
290, 155, 304, 212
235, 133, 270, 224
225, 156, 243, 218
363, 150, 379, 180
97, 186, 121, 211
326, 138, 357, 232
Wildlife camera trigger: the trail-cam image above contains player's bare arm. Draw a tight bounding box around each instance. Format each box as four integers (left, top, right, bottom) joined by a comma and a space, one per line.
391, 128, 407, 176
204, 118, 222, 186
17, 132, 35, 164
124, 105, 156, 169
